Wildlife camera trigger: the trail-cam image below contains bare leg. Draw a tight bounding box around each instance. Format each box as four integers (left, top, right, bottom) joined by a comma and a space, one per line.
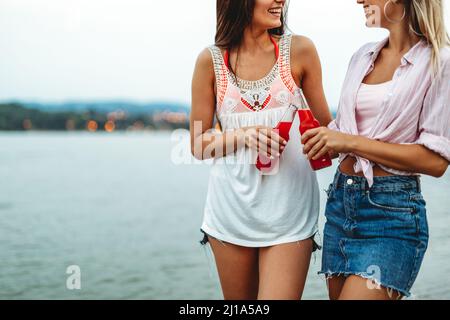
208, 236, 259, 300
338, 275, 402, 300
257, 239, 312, 300
327, 276, 346, 300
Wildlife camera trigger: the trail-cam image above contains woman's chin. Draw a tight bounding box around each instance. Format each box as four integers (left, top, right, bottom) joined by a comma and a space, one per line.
260, 17, 282, 30
268, 21, 282, 30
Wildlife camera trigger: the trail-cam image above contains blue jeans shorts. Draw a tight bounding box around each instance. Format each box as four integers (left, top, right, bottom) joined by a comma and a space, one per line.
319, 168, 429, 297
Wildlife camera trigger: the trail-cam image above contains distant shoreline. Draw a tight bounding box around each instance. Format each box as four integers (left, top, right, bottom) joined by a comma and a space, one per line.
0, 130, 177, 134
0, 102, 189, 132
0, 102, 337, 132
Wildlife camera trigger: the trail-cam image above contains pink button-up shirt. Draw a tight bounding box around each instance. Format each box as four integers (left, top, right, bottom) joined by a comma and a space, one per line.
329, 37, 450, 187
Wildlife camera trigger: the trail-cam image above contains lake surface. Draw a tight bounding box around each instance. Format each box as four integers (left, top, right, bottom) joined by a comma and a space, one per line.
0, 131, 449, 299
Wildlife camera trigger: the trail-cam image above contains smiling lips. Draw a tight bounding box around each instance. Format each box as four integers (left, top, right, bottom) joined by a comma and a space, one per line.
268, 7, 282, 17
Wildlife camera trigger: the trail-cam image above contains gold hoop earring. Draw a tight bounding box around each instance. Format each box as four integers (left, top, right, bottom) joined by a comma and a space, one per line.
384, 0, 406, 24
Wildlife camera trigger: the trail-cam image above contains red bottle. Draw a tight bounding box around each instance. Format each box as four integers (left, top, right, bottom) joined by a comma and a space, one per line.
256, 121, 293, 171
298, 109, 332, 171
256, 105, 297, 173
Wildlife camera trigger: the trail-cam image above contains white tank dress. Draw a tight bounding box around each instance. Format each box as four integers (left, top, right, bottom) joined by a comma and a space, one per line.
200, 34, 320, 247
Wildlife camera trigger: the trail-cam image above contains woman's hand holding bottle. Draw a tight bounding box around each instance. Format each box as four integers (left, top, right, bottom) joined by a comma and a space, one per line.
301, 127, 352, 160
241, 126, 287, 159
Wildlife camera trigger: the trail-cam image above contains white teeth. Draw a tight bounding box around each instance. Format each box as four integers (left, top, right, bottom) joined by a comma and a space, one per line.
268, 9, 281, 14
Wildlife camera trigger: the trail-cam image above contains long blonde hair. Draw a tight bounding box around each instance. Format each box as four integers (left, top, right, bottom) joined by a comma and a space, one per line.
398, 0, 450, 73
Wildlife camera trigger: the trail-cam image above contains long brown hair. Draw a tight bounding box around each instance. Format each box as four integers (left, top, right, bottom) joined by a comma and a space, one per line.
215, 0, 289, 50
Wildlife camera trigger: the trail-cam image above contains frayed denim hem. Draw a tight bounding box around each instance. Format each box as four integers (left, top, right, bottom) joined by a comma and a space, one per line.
318, 271, 411, 299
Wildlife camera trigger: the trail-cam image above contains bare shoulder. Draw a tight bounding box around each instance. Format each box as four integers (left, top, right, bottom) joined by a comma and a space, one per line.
290, 35, 318, 59
195, 47, 214, 70
193, 47, 216, 84
290, 35, 320, 78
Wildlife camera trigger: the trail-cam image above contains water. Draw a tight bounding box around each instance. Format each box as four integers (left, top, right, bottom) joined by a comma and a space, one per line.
0, 131, 449, 300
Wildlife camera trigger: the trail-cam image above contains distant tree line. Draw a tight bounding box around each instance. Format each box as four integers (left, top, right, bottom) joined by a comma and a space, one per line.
0, 103, 189, 131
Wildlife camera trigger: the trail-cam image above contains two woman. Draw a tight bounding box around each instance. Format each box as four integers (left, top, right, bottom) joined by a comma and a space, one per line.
191, 0, 450, 300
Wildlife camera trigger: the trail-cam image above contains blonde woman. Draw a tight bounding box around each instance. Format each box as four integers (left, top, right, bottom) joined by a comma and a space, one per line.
303, 0, 450, 299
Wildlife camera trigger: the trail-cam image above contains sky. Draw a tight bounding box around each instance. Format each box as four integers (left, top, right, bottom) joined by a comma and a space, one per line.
0, 0, 449, 109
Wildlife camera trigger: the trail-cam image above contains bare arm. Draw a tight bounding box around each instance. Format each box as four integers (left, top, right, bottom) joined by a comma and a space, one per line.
302, 128, 449, 177
350, 136, 449, 177
190, 49, 241, 160
190, 49, 286, 160
291, 35, 332, 127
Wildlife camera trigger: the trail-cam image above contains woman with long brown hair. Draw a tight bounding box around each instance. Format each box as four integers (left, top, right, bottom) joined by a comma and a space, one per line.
190, 0, 332, 299
303, 0, 450, 299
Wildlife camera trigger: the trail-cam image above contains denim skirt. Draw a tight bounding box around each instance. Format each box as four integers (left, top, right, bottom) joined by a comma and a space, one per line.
319, 168, 429, 297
